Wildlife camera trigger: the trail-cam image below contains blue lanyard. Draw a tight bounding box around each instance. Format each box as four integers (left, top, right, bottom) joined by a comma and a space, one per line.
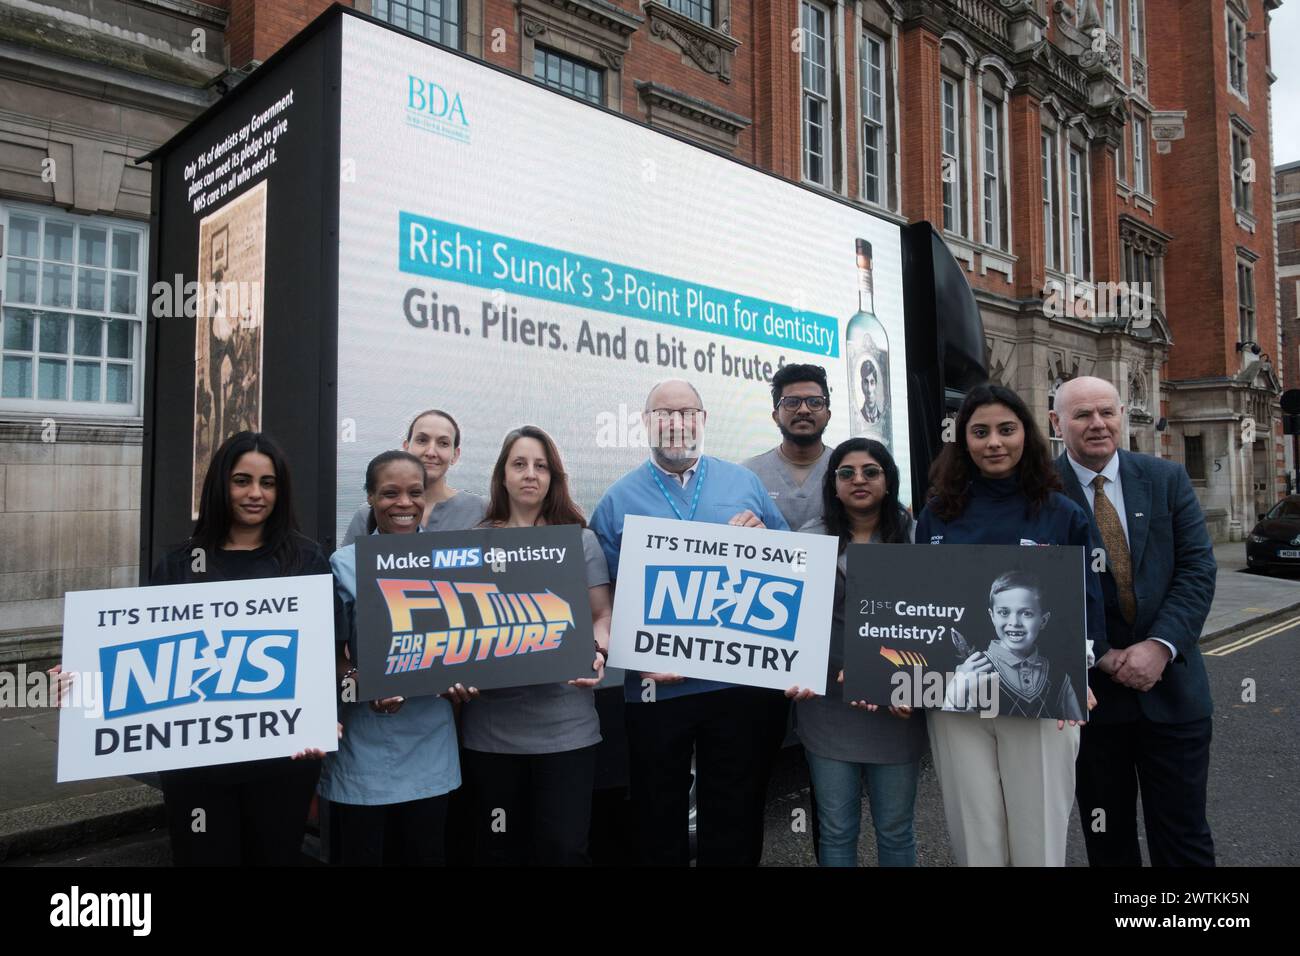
648, 458, 707, 522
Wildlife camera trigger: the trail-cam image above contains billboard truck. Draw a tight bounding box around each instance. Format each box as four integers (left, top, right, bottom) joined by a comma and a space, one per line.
143, 6, 988, 859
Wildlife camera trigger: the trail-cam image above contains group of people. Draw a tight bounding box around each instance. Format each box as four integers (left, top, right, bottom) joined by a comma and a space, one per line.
128, 362, 1219, 868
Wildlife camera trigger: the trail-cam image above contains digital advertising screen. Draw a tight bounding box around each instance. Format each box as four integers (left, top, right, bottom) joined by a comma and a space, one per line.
334, 14, 911, 532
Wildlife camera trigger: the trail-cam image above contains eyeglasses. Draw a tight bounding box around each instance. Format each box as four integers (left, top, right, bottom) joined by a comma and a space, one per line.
648, 407, 704, 423
835, 465, 884, 481
778, 396, 829, 411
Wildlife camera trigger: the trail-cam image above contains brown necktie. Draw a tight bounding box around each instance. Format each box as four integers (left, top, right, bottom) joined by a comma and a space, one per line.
1092, 474, 1136, 624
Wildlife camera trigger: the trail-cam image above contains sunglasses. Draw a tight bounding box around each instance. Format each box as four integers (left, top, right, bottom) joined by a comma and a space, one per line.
835, 465, 884, 481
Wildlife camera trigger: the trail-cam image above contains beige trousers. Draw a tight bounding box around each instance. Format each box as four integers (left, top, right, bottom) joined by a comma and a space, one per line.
927, 709, 1080, 866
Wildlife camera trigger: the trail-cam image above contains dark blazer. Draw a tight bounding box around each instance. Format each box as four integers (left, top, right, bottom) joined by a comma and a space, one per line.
1056, 450, 1216, 724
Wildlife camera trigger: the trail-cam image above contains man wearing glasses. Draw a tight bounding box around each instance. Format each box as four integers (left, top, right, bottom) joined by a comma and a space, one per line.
741, 364, 834, 857
591, 378, 788, 866
743, 364, 835, 533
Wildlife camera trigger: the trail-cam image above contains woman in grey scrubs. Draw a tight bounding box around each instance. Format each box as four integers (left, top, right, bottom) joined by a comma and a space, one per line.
458, 425, 612, 865
341, 409, 485, 545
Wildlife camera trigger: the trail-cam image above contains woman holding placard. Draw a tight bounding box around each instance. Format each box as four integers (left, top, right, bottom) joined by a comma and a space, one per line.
914, 384, 1101, 867
792, 438, 926, 867
150, 430, 332, 866
458, 425, 612, 866
340, 408, 485, 546
321, 450, 476, 865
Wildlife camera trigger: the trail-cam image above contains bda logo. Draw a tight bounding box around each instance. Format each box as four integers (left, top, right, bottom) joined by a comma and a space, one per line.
644, 566, 803, 641
100, 629, 297, 718
406, 75, 470, 143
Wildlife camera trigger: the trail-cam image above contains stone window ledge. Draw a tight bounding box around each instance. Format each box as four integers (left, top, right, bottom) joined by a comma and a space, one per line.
635, 81, 751, 153
979, 247, 1016, 282
0, 419, 143, 444
944, 234, 976, 271
642, 1, 740, 83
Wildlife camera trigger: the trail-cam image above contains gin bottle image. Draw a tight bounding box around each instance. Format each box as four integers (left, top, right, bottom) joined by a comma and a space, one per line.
845, 239, 891, 448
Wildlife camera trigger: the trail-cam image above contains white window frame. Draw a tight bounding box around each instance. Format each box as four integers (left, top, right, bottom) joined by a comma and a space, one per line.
1129, 0, 1146, 60
1104, 0, 1119, 36
1227, 7, 1248, 100
1042, 129, 1061, 272
1237, 258, 1256, 344
941, 75, 963, 236
1132, 112, 1150, 195
1232, 126, 1252, 214
1068, 143, 1092, 279
982, 100, 999, 248
0, 202, 147, 417
801, 0, 833, 189
860, 30, 889, 207
976, 61, 1013, 255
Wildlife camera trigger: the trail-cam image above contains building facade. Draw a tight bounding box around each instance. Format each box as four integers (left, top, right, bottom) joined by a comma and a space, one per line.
0, 0, 1288, 659
0, 0, 227, 662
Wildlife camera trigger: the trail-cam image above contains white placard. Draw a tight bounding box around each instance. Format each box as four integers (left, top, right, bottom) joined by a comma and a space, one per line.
57, 574, 338, 782
609, 516, 837, 693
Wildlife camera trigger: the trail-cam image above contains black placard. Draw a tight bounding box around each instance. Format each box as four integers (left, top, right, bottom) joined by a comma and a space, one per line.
842, 544, 1088, 721
353, 526, 596, 698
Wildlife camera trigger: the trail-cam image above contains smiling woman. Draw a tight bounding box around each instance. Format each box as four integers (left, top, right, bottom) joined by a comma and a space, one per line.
146, 430, 332, 866
914, 384, 1106, 867
321, 448, 472, 866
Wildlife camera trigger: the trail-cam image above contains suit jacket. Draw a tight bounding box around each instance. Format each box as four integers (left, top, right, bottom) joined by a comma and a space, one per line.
1056, 450, 1216, 724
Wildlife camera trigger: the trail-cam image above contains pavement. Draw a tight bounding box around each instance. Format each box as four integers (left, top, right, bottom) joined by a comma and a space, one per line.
1, 538, 1297, 866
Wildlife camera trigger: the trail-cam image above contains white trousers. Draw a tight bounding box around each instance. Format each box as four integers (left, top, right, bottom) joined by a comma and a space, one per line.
927, 709, 1080, 866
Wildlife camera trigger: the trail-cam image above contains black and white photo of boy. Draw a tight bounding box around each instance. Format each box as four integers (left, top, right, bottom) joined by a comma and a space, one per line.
948, 570, 1084, 720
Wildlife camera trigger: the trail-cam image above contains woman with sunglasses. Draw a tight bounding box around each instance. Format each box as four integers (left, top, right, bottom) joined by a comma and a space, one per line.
458, 425, 612, 865
792, 438, 926, 866
915, 383, 1102, 867
341, 408, 485, 545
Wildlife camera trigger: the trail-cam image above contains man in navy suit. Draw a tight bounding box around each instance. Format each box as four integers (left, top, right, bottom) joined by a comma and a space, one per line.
1050, 376, 1217, 866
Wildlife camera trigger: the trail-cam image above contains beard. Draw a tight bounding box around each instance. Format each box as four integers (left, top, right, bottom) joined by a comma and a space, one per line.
779, 421, 826, 447
651, 441, 702, 471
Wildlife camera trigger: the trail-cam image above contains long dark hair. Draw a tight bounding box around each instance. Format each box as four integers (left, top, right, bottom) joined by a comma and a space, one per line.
191, 431, 303, 573
363, 450, 426, 535
482, 425, 586, 528
821, 438, 908, 549
927, 383, 1061, 522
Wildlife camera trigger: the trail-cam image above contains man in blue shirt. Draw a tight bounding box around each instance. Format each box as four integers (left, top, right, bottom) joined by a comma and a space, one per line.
591, 378, 789, 865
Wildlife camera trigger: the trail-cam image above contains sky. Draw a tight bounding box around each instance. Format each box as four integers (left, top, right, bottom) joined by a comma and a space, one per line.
1272, 1, 1300, 168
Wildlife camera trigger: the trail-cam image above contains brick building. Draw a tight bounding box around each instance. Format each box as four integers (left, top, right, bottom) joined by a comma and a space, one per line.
1280, 159, 1300, 388
0, 0, 1289, 659
1280, 158, 1300, 481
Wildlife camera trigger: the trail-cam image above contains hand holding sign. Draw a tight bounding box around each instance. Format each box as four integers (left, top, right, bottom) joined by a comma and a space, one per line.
609, 517, 836, 693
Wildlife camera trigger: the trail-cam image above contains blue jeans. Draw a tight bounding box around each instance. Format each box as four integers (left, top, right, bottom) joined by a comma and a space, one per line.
804, 750, 919, 867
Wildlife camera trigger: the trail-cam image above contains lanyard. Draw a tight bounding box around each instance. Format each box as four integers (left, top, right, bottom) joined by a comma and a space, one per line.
648, 458, 707, 522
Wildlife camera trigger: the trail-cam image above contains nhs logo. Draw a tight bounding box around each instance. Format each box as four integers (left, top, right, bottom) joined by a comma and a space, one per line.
406, 75, 470, 144
431, 547, 482, 569
644, 566, 803, 641
100, 630, 297, 719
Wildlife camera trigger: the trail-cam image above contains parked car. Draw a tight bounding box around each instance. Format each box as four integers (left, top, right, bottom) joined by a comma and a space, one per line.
1246, 497, 1300, 575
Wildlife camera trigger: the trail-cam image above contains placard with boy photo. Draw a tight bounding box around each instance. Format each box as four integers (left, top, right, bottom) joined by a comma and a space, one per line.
842, 544, 1089, 721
